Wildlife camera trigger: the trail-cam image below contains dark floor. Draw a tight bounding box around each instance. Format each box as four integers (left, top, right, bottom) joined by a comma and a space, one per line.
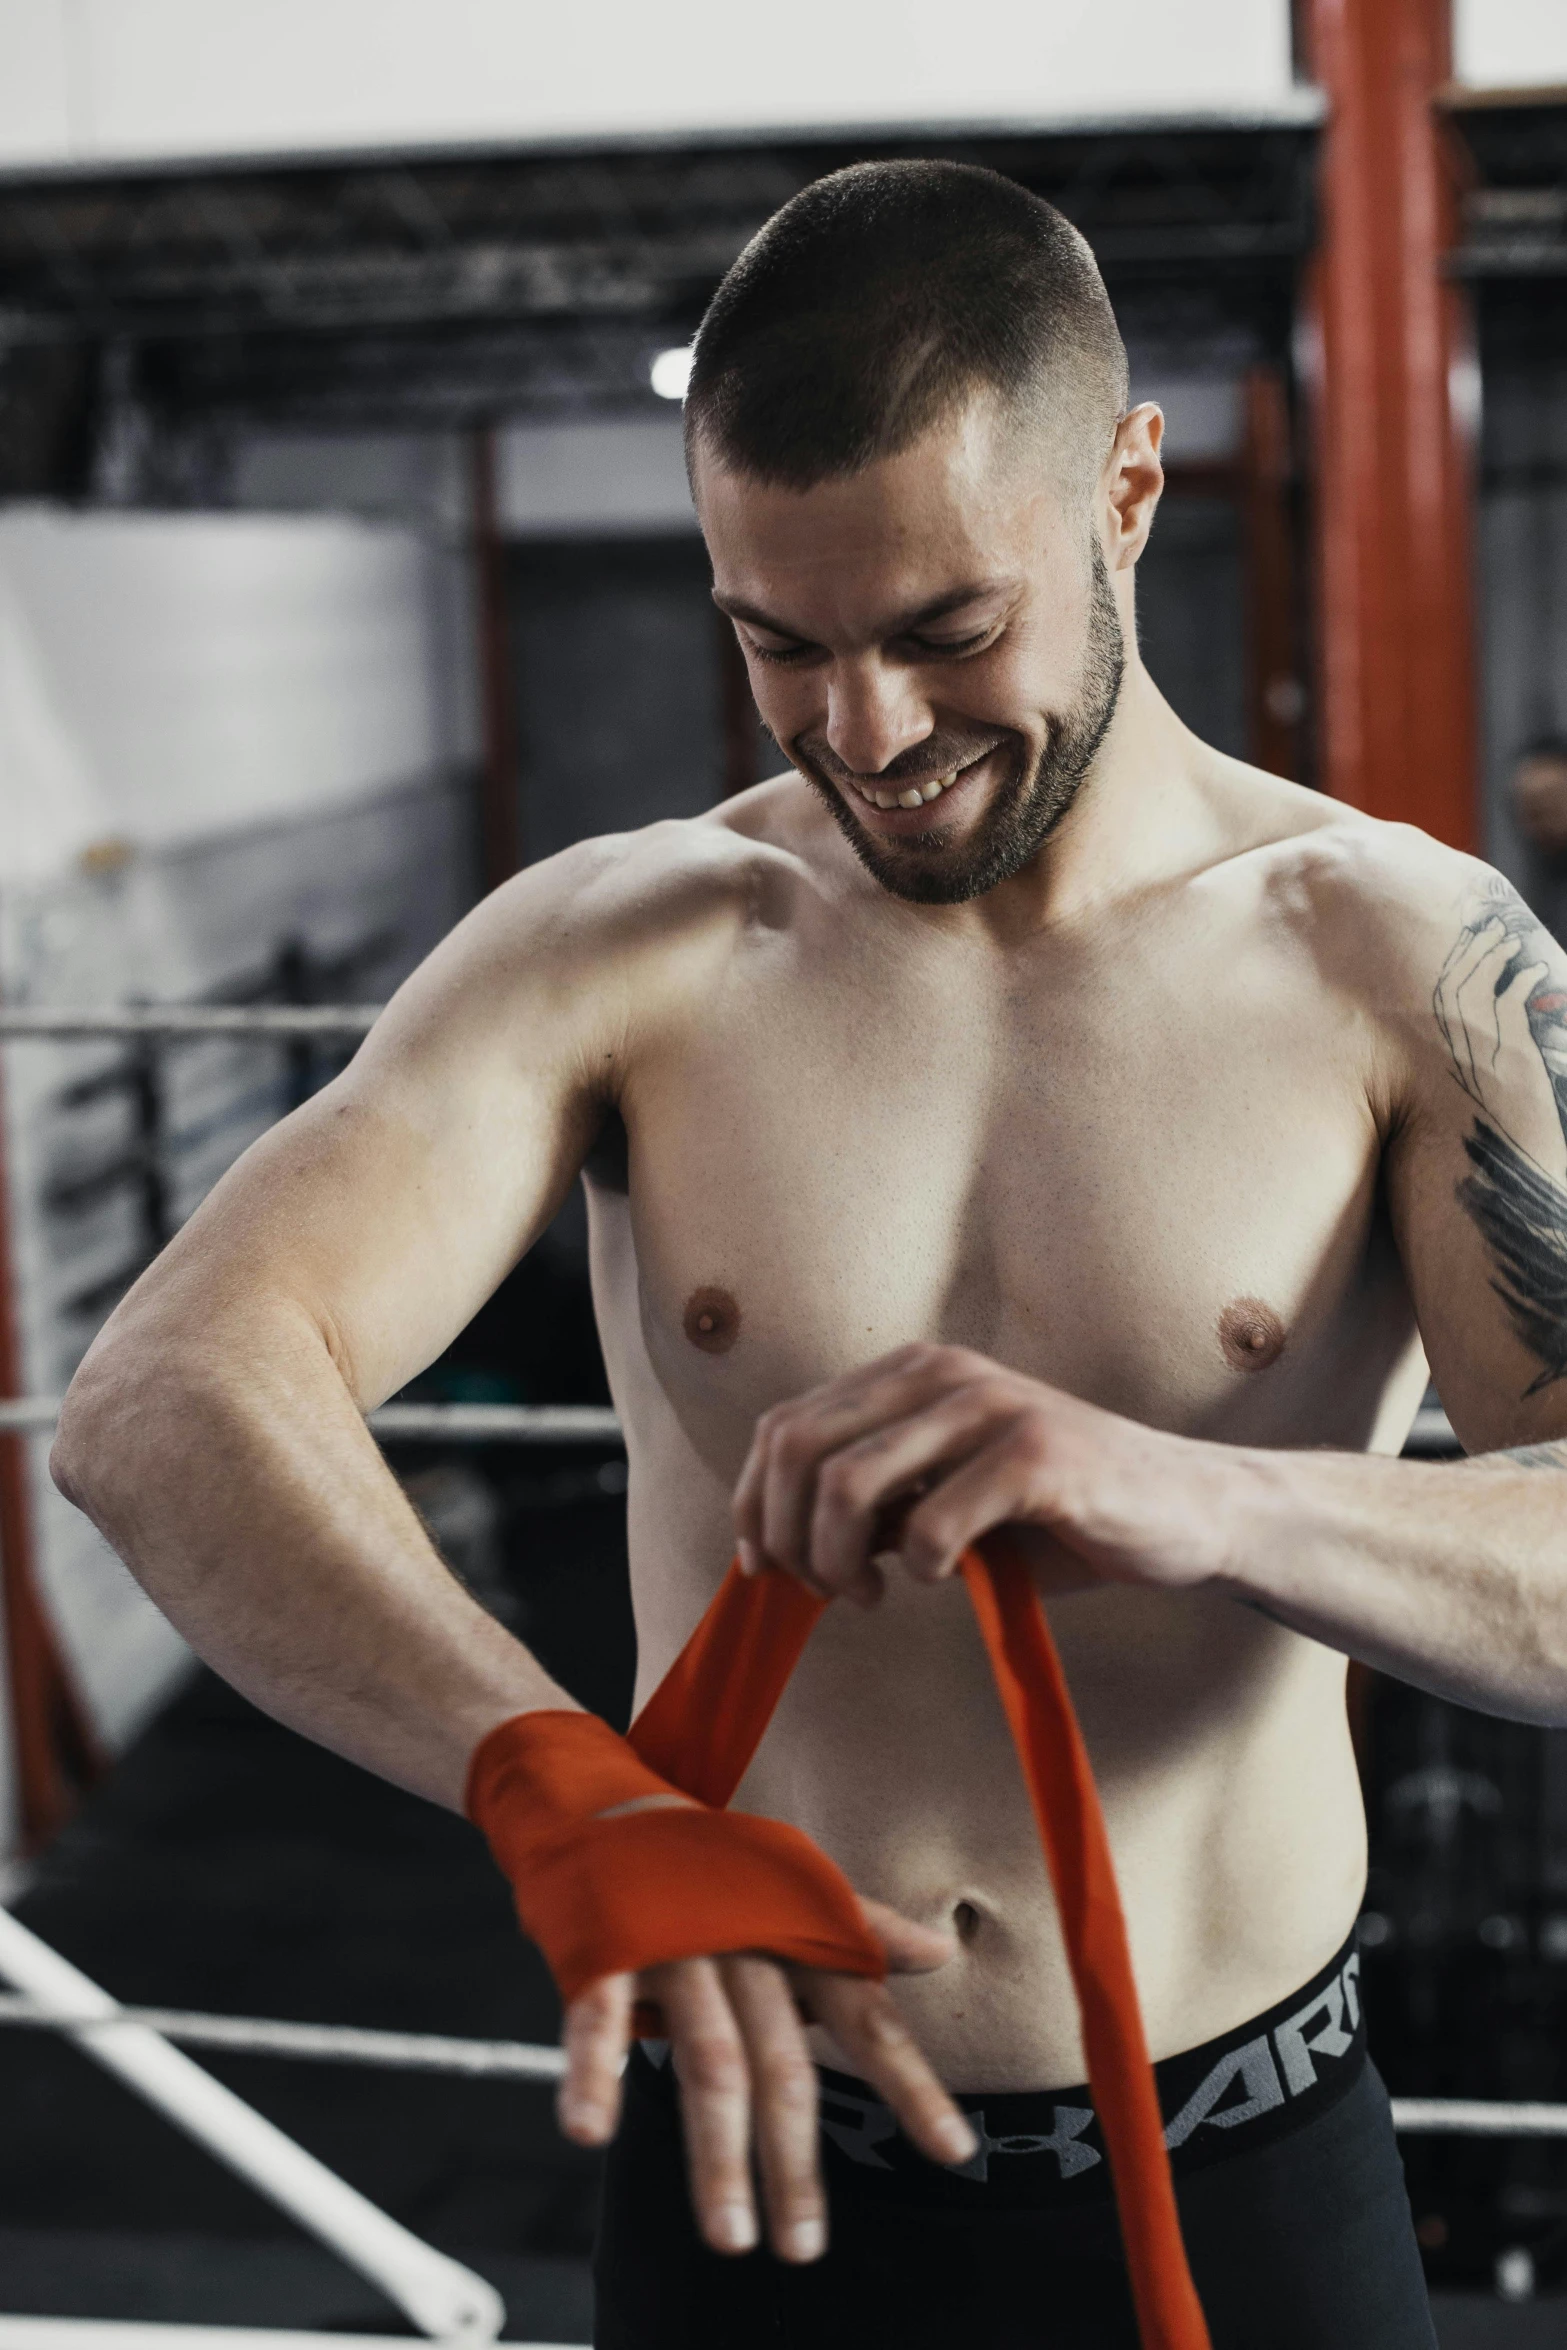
1431, 2302, 1567, 2346
0, 1478, 635, 2340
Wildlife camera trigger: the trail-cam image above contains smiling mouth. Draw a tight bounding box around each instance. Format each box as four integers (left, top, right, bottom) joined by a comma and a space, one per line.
842, 749, 993, 813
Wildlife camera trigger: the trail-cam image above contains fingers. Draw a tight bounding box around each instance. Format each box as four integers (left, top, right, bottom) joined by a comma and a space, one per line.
575, 1949, 972, 2260
894, 1430, 1049, 1586
735, 1344, 1026, 1596
807, 1390, 1011, 1597
809, 1972, 977, 2171
857, 1894, 959, 1974
559, 1971, 633, 2146
722, 1955, 828, 2263
656, 1957, 759, 2256
734, 1345, 948, 1589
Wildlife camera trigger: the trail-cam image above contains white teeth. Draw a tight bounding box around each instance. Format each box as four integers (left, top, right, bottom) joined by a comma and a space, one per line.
858, 766, 962, 811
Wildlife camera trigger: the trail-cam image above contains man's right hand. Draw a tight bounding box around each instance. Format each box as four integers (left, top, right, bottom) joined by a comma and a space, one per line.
559, 1902, 977, 2263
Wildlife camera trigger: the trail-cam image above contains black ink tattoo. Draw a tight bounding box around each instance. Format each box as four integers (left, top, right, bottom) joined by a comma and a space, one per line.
1435, 881, 1567, 1396
1459, 1122, 1567, 1394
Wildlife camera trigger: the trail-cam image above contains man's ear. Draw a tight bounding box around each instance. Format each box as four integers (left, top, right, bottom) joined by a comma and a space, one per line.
1103, 404, 1164, 572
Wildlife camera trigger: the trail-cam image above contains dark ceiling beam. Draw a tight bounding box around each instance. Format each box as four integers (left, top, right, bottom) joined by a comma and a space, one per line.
0, 125, 1321, 455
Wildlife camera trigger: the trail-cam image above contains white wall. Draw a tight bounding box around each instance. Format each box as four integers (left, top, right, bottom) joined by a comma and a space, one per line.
487, 372, 1242, 542
0, 511, 465, 869
498, 418, 697, 538
0, 0, 1302, 173
1455, 0, 1567, 91
0, 507, 482, 1851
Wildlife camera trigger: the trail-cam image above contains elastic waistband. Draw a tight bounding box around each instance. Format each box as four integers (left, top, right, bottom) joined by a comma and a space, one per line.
637, 1928, 1365, 2210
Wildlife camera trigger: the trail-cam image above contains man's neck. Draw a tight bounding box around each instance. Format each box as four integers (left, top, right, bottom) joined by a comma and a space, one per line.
936, 662, 1210, 944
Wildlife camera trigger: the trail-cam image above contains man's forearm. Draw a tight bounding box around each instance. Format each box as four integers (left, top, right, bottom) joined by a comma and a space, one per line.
1217, 1441, 1567, 1724
53, 1296, 575, 1808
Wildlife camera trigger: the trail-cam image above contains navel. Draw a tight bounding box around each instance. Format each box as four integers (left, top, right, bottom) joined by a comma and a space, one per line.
1218, 1296, 1287, 1373
684, 1285, 742, 1355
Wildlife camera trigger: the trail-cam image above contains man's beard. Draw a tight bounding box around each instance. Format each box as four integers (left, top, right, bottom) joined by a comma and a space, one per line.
792, 541, 1126, 907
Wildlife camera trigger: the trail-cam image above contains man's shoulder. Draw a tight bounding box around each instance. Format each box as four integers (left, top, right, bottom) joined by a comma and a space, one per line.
489, 774, 816, 968
1213, 770, 1493, 986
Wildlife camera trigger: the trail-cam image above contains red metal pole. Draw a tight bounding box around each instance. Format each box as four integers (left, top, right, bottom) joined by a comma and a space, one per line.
1303, 0, 1479, 846
1240, 364, 1303, 782
0, 1061, 101, 1852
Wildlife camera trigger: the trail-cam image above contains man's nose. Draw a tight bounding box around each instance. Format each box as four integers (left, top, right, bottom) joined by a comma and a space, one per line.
823, 660, 934, 778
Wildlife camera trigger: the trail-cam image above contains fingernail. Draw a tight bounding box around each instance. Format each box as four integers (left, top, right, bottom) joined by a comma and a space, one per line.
783, 2218, 826, 2262
937, 2115, 978, 2163
714, 2203, 758, 2253
559, 2097, 600, 2137
737, 1539, 760, 1577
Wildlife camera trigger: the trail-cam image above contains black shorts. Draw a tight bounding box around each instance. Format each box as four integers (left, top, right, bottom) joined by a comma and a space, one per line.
593, 1932, 1437, 2348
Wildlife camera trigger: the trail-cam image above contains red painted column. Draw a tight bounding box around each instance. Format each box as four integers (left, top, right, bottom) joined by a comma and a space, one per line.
0, 1064, 101, 1852
1303, 0, 1479, 847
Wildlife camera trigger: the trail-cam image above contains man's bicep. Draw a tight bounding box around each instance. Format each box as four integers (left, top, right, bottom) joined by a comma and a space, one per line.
1388, 868, 1567, 1452
127, 867, 620, 1406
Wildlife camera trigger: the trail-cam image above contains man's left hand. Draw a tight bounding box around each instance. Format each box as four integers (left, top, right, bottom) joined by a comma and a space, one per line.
732, 1344, 1249, 1607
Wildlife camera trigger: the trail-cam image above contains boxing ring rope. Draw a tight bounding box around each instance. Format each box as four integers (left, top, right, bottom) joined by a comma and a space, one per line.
0, 1988, 564, 2080
0, 1398, 621, 1444
0, 2327, 586, 2350
0, 1009, 381, 1041
0, 1974, 1551, 2135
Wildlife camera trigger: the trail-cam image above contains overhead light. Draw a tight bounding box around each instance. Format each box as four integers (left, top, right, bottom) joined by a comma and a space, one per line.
650, 346, 693, 401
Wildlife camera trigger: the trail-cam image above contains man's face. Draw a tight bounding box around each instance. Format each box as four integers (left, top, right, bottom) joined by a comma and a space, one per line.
697, 396, 1127, 905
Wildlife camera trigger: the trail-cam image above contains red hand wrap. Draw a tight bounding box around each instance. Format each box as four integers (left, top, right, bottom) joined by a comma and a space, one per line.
465, 1706, 884, 2008
468, 1540, 1210, 2350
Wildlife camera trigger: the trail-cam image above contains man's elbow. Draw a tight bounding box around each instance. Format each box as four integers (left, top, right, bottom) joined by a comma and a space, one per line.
50, 1342, 136, 1517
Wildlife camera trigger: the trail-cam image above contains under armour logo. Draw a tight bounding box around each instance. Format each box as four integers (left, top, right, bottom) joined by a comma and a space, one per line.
1274, 1955, 1359, 2096
1163, 2035, 1286, 2150
953, 2105, 1101, 2184
819, 2084, 899, 2170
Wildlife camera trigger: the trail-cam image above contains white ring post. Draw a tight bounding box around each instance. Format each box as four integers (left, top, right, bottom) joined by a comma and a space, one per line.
0, 1910, 505, 2345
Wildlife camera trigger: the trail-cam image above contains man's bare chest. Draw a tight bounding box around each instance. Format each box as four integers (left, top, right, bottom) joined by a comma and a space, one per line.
591, 924, 1415, 1462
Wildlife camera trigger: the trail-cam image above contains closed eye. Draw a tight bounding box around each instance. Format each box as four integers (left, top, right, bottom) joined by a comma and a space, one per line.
744, 634, 817, 666
907, 626, 1000, 658
739, 618, 1006, 667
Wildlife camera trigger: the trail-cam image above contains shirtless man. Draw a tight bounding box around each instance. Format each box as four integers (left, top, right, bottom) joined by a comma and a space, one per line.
52, 162, 1567, 2348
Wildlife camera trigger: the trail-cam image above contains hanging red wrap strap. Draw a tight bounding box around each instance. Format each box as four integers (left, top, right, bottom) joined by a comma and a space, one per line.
621, 1541, 1210, 2350
956, 1540, 1209, 2350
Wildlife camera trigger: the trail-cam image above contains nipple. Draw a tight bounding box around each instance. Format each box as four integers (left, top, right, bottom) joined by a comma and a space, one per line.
684, 1285, 742, 1355
1218, 1297, 1286, 1373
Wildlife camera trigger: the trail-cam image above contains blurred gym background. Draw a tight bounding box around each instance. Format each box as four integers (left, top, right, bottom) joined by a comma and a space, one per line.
0, 1, 1565, 2341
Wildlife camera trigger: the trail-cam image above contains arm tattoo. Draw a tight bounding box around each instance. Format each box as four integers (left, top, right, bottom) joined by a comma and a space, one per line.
1436, 878, 1567, 1396
1459, 1123, 1567, 1394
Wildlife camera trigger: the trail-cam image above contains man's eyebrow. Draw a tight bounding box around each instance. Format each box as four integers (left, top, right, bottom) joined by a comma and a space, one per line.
711, 579, 1019, 640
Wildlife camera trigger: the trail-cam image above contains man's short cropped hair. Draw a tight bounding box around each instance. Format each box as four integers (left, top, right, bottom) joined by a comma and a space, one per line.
685, 159, 1129, 494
